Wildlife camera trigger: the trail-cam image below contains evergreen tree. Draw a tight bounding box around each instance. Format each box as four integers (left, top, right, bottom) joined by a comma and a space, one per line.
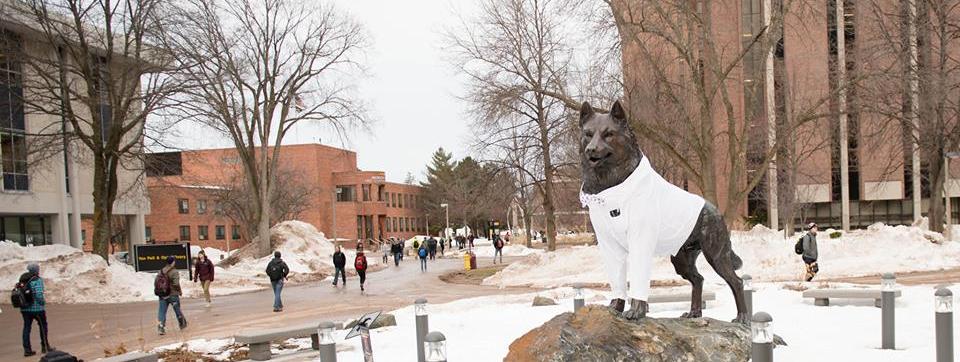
420, 148, 457, 235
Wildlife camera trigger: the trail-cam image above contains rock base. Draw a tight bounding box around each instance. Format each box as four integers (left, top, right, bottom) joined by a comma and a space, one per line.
506, 305, 763, 362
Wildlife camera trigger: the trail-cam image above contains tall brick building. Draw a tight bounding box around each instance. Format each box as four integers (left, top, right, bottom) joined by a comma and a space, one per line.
614, 0, 960, 231
145, 144, 426, 250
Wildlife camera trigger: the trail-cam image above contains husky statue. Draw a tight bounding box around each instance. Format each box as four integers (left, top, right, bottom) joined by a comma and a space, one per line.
579, 100, 748, 324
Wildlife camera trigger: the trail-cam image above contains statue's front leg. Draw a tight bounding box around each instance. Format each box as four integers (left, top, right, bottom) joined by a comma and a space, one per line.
608, 298, 626, 313
621, 298, 648, 320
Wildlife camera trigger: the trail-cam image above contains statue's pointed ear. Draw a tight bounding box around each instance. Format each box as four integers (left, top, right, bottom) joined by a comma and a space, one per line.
579, 101, 593, 125
610, 100, 626, 122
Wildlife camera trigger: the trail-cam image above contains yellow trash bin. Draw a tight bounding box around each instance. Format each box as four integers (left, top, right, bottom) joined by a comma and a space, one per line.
463, 253, 472, 271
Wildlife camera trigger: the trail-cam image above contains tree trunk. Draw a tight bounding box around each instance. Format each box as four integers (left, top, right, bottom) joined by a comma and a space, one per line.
257, 161, 272, 256
538, 109, 558, 251
929, 153, 945, 233
522, 207, 533, 248
91, 153, 118, 262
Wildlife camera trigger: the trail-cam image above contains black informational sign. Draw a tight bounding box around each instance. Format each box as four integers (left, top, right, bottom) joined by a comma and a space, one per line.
134, 243, 192, 278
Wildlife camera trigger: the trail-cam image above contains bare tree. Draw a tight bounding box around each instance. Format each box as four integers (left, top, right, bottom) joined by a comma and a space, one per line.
447, 0, 578, 251
212, 166, 316, 245
168, 0, 368, 256
2, 0, 179, 259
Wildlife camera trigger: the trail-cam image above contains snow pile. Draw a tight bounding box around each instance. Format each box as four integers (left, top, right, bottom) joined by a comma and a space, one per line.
486, 222, 960, 288
157, 283, 959, 361
0, 243, 154, 303
453, 243, 544, 259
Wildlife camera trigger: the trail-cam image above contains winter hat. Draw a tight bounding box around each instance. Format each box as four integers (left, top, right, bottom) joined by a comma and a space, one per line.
807, 222, 818, 230
166, 256, 177, 264
274, 251, 281, 258
27, 263, 39, 274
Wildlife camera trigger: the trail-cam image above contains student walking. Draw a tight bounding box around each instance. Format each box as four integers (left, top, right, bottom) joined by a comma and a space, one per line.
355, 248, 368, 292
193, 251, 215, 307
439, 237, 445, 257
266, 252, 290, 312
17, 263, 52, 356
493, 235, 504, 264
799, 223, 819, 281
332, 246, 347, 287
156, 256, 187, 335
381, 239, 389, 264
391, 239, 402, 267
418, 244, 428, 272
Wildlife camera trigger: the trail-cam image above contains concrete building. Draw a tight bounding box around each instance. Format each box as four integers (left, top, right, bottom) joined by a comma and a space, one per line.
0, 13, 149, 248
144, 144, 426, 250
617, 0, 960, 230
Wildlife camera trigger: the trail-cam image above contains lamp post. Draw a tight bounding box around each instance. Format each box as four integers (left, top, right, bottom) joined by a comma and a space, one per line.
945, 151, 960, 240
415, 298, 429, 362
440, 203, 449, 240
743, 274, 754, 318
317, 321, 337, 362
751, 312, 774, 362
573, 284, 585, 312
424, 332, 447, 362
935, 288, 954, 362
333, 188, 342, 242
881, 273, 897, 350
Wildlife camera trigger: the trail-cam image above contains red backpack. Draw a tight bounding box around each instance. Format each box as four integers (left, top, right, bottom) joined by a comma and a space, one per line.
354, 254, 367, 271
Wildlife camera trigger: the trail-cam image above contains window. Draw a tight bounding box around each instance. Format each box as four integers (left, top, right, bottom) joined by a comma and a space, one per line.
389, 193, 395, 207
198, 225, 208, 240
145, 152, 183, 177
362, 184, 371, 201
215, 225, 225, 240
392, 217, 397, 232
179, 225, 191, 241
398, 193, 404, 208
0, 33, 28, 191
81, 229, 86, 241
145, 226, 152, 241
214, 201, 224, 215
231, 225, 241, 240
93, 56, 112, 144
378, 185, 385, 201
385, 218, 391, 232
356, 215, 363, 239
178, 199, 189, 214
197, 199, 207, 214
336, 185, 356, 202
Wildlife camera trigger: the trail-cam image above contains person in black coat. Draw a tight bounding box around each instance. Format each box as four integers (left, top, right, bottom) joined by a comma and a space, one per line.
332, 246, 347, 287
266, 252, 290, 312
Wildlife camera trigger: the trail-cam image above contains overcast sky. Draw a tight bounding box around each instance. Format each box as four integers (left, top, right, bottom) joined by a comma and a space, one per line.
168, 0, 476, 183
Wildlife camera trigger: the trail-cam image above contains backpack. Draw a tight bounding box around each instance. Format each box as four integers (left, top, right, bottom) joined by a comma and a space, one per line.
355, 255, 366, 271
267, 261, 284, 280
11, 274, 35, 308
794, 236, 805, 255
154, 269, 172, 297
39, 350, 79, 362
418, 248, 427, 258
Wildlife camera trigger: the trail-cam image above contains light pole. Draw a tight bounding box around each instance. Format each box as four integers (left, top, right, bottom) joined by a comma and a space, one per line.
333, 188, 342, 242
440, 203, 449, 240
945, 151, 960, 239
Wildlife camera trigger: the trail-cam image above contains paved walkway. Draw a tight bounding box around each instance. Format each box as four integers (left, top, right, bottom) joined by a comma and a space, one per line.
825, 267, 960, 286
0, 255, 528, 361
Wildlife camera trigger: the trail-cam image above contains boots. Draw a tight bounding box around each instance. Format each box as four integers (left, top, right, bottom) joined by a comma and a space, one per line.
178, 316, 188, 330
157, 323, 166, 336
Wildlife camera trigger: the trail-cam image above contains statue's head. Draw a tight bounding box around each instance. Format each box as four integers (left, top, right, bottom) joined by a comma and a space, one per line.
579, 101, 643, 191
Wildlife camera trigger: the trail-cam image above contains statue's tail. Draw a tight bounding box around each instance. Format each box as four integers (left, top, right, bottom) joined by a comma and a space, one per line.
731, 252, 743, 271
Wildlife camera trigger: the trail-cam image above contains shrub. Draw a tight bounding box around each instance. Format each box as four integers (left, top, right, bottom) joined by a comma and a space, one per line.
829, 231, 842, 239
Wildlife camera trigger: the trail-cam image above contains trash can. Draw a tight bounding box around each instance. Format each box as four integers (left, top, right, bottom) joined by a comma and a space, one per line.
469, 252, 477, 270
463, 253, 472, 271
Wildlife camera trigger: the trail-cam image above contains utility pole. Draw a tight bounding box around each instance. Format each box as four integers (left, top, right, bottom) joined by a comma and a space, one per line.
837, 0, 851, 232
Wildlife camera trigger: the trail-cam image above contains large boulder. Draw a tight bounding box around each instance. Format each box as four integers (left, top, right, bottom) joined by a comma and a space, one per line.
532, 296, 558, 306
507, 305, 775, 362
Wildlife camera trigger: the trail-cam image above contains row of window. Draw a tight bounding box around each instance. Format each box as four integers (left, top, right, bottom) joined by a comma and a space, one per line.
334, 184, 419, 209
1, 32, 28, 192
384, 216, 425, 233
177, 198, 222, 215
155, 224, 242, 242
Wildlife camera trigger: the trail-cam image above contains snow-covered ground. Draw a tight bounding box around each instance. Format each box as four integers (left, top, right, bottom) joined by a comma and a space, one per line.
153, 282, 959, 361
450, 243, 544, 259
485, 222, 960, 288
0, 220, 355, 304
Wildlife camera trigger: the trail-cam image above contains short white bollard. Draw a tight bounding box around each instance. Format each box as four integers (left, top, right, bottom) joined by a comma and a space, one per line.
415, 298, 429, 362
751, 312, 774, 362
317, 322, 337, 362
881, 273, 896, 350
742, 274, 753, 318
935, 288, 954, 362
574, 284, 585, 312
425, 331, 447, 362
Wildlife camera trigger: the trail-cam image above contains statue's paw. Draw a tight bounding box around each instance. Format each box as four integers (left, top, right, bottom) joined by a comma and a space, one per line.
621, 308, 646, 320
732, 313, 749, 325
608, 299, 625, 313
681, 310, 702, 318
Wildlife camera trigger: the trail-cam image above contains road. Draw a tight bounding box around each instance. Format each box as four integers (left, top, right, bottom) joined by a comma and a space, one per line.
826, 267, 960, 286
0, 255, 528, 361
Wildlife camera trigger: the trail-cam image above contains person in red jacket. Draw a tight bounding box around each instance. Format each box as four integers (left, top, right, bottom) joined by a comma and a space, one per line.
193, 251, 215, 307
354, 247, 368, 292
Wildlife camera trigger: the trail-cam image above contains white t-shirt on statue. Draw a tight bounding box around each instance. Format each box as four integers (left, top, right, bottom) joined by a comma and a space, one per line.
580, 156, 705, 301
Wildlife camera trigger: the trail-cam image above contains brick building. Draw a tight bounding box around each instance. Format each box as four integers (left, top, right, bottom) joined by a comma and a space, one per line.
615, 0, 960, 231
145, 144, 426, 250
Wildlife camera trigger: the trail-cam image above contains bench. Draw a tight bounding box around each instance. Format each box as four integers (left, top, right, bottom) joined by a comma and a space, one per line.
234, 321, 344, 361
802, 288, 902, 308
649, 291, 716, 308
95, 352, 158, 362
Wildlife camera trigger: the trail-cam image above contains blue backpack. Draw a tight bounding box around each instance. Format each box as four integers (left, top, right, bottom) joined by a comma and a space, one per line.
418, 247, 427, 258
